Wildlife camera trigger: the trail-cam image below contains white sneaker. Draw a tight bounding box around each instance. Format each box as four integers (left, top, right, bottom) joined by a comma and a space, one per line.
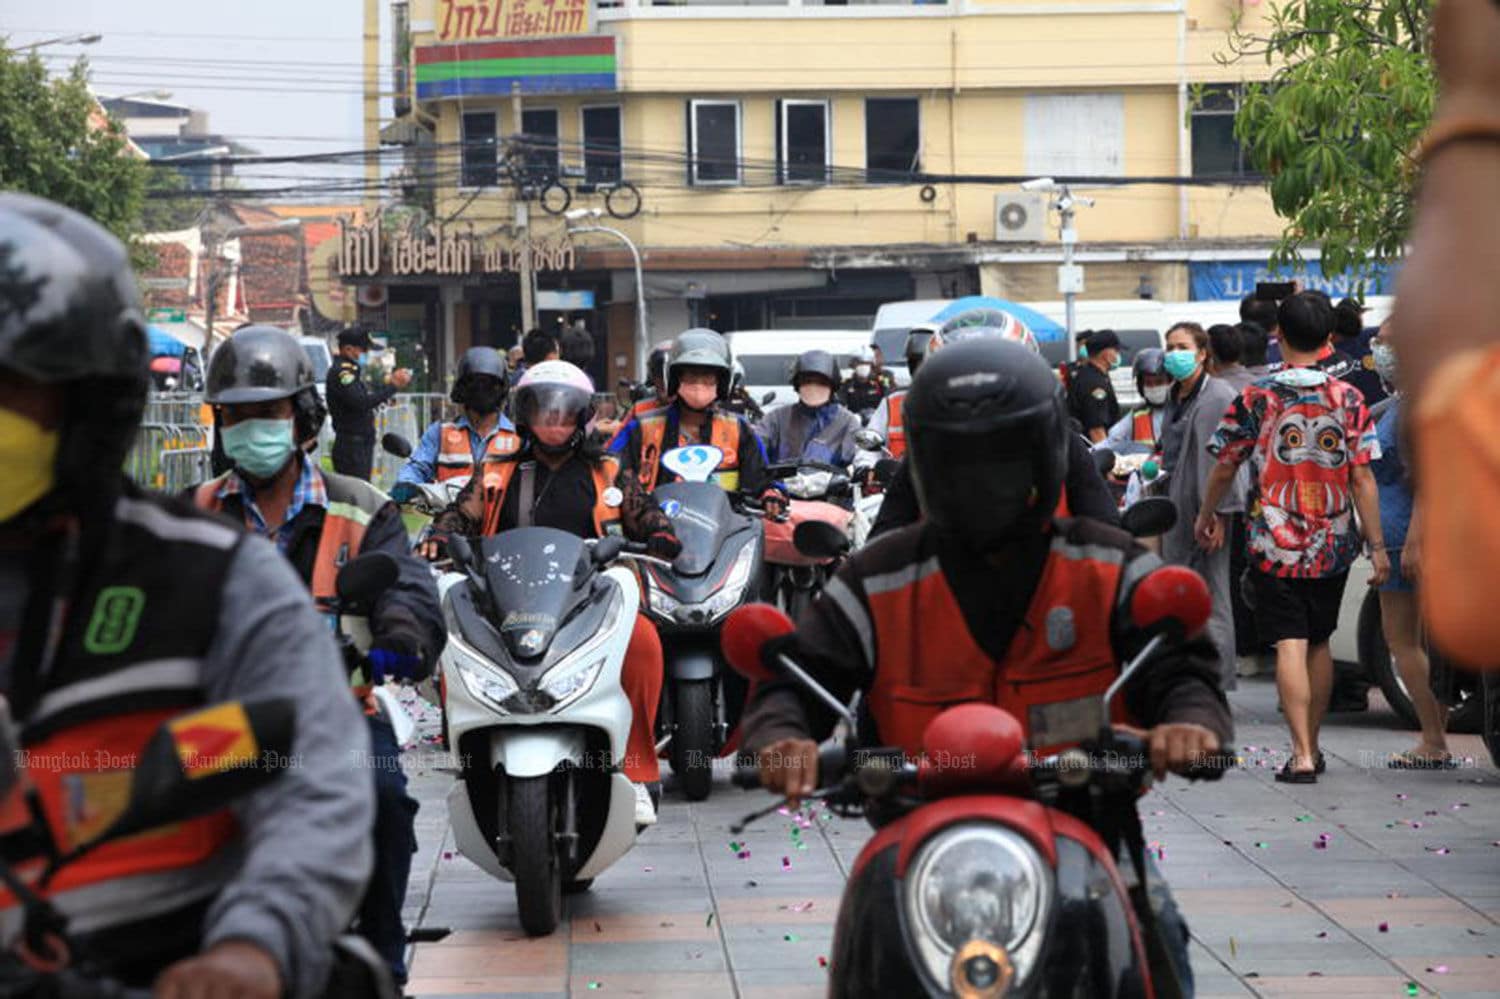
633, 782, 657, 827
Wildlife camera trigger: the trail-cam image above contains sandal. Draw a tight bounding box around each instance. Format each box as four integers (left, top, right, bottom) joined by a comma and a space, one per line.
1315, 751, 1326, 775
1275, 761, 1317, 784
1387, 751, 1457, 770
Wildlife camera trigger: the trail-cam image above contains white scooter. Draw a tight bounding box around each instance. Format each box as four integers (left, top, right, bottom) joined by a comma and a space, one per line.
437, 528, 649, 936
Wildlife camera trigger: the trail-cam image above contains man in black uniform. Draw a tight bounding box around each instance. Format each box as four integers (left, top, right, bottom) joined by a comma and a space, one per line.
326, 326, 412, 480
1068, 329, 1123, 443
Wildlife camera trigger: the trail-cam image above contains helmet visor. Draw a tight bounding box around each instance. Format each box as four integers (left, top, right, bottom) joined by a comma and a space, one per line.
909, 424, 1063, 544
515, 383, 592, 433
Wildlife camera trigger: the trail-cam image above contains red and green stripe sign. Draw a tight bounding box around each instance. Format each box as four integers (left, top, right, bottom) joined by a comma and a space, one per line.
415, 36, 616, 97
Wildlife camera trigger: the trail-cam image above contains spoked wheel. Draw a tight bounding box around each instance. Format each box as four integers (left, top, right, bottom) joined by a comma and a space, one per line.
672, 679, 716, 802
508, 775, 562, 936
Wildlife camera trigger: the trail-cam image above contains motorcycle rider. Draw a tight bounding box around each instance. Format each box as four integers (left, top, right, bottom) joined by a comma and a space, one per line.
758, 350, 863, 467
839, 347, 885, 417
396, 346, 521, 489
0, 193, 373, 998
422, 361, 681, 825
608, 329, 781, 508
742, 338, 1230, 996
858, 328, 931, 469
191, 325, 445, 989
720, 359, 765, 422
1103, 347, 1170, 451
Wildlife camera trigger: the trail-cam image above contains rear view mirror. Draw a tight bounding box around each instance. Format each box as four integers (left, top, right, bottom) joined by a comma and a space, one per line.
382, 433, 413, 459
335, 552, 400, 610
853, 429, 885, 452
1129, 564, 1212, 639
1092, 447, 1117, 479
761, 391, 777, 406
1120, 496, 1177, 538
720, 604, 795, 682
63, 699, 295, 866
793, 520, 850, 561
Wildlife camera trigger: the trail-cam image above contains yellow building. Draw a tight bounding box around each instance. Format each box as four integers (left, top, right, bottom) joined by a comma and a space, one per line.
355, 0, 1306, 383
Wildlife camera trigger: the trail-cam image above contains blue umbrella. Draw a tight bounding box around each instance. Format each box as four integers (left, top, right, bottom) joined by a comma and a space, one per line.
930, 296, 1066, 342
147, 325, 188, 358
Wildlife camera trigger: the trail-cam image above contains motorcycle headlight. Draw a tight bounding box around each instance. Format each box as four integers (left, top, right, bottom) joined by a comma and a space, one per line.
701, 541, 758, 621
538, 656, 606, 708
647, 583, 680, 619
901, 825, 1053, 994
449, 639, 519, 712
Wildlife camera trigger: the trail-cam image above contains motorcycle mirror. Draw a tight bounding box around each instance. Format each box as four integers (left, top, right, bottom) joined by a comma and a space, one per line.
335, 551, 400, 608
448, 534, 476, 571
793, 520, 850, 561
874, 458, 901, 488
761, 391, 777, 406
381, 433, 413, 459
592, 536, 625, 565
1130, 564, 1212, 640
720, 603, 795, 682
59, 699, 295, 870
0, 698, 20, 801
1120, 496, 1177, 538
853, 429, 885, 452
1092, 446, 1117, 478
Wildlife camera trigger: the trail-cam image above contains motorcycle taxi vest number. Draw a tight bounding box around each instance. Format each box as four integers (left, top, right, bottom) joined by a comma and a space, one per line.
864, 532, 1134, 759
436, 423, 521, 482
0, 493, 243, 930
478, 457, 624, 538
635, 411, 742, 494
886, 393, 907, 458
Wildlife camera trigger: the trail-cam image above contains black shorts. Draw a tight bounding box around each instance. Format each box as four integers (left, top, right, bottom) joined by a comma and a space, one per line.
1251, 569, 1349, 646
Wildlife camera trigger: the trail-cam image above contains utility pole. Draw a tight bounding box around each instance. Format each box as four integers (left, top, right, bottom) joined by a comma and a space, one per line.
513, 83, 535, 334
362, 0, 380, 216
1022, 178, 1093, 361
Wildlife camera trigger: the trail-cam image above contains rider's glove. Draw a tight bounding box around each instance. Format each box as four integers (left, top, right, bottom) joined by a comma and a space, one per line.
646, 529, 683, 562
370, 635, 424, 683
420, 533, 450, 562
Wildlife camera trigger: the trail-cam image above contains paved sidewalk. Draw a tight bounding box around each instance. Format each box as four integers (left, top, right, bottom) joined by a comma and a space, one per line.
399, 678, 1500, 998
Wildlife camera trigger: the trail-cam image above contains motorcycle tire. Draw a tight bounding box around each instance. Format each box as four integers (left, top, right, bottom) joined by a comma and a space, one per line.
673, 679, 716, 802
563, 878, 594, 895
508, 775, 563, 936
1483, 671, 1500, 768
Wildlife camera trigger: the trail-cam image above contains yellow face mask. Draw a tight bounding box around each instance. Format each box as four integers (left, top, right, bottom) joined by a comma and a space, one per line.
0, 408, 60, 523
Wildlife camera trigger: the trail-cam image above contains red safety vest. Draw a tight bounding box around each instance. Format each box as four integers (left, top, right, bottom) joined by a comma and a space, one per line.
1130, 409, 1156, 448
886, 393, 907, 458
436, 422, 520, 482
864, 526, 1135, 758
635, 410, 743, 493
478, 457, 624, 538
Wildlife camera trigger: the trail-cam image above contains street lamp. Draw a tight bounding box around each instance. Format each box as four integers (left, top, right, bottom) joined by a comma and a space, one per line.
564, 207, 649, 381
14, 33, 102, 51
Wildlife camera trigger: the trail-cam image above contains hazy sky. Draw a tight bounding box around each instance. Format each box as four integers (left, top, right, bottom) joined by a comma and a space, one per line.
2, 0, 394, 196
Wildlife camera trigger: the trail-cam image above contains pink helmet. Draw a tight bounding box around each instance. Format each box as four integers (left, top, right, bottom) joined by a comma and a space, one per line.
514, 360, 596, 447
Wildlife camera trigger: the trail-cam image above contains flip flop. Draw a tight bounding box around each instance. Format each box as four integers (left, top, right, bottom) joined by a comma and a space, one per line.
1387, 751, 1458, 770
1275, 761, 1317, 784
1315, 751, 1326, 775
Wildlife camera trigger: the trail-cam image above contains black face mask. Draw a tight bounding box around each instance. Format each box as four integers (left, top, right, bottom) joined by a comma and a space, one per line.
467, 380, 506, 413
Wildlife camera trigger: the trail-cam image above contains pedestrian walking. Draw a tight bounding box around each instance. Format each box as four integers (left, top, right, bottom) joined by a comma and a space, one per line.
326, 326, 412, 480
1195, 292, 1388, 783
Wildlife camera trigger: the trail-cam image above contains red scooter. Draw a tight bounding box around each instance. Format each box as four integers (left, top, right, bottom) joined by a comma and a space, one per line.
722, 564, 1231, 999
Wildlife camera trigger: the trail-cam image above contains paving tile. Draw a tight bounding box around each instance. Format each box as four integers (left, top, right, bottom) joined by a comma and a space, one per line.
568, 940, 729, 974
566, 972, 733, 995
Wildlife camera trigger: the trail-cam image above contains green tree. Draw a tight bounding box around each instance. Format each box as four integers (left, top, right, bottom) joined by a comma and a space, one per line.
141, 166, 205, 232
0, 44, 148, 244
1222, 0, 1435, 278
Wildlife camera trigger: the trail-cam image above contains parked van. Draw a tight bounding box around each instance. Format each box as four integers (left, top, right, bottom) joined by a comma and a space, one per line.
870, 299, 951, 385
726, 329, 871, 409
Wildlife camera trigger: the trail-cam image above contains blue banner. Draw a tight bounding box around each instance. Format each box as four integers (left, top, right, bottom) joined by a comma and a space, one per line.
1188, 259, 1398, 302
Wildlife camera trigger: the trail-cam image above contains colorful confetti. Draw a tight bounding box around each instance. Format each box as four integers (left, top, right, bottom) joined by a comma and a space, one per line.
1316, 931, 1328, 939
790, 901, 815, 913
643, 866, 655, 872
442, 851, 454, 860
594, 921, 602, 933
1254, 842, 1269, 849
706, 913, 715, 928
1405, 983, 1419, 997
1397, 793, 1409, 800
1424, 846, 1451, 855
784, 934, 799, 942
1428, 965, 1449, 974
782, 856, 792, 871
587, 983, 602, 991
1229, 937, 1237, 958
818, 956, 829, 968
1379, 922, 1389, 933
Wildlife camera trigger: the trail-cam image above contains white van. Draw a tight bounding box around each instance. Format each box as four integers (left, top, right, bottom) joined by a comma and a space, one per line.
726, 329, 872, 409
870, 299, 951, 385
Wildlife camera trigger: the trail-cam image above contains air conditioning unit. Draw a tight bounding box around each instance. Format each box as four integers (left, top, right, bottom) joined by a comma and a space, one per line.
994, 193, 1048, 242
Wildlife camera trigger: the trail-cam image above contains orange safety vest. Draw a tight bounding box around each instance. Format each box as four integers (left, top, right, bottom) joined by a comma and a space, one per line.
864, 527, 1133, 758
1130, 409, 1156, 447
886, 393, 908, 458
436, 422, 521, 482
478, 457, 624, 538
635, 409, 743, 494
629, 398, 664, 421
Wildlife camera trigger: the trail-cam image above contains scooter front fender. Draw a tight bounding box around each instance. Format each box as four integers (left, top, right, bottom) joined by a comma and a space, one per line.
666, 646, 718, 682
487, 728, 587, 779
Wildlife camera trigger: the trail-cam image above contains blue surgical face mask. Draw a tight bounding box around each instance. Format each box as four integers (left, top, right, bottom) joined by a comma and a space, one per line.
221, 418, 297, 480
1163, 349, 1199, 382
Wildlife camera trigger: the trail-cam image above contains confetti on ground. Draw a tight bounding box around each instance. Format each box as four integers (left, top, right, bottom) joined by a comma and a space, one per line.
1379, 922, 1390, 933
790, 901, 815, 913
1254, 842, 1269, 849
1428, 965, 1449, 974
818, 956, 829, 968
1397, 793, 1409, 800
1229, 937, 1237, 958
745, 880, 758, 888
1316, 931, 1327, 938
587, 983, 602, 991
1424, 846, 1451, 855
782, 856, 792, 871
705, 913, 715, 928
784, 934, 799, 942
594, 921, 602, 933
643, 866, 654, 872
729, 841, 741, 853
1405, 983, 1419, 997
442, 851, 453, 860
1295, 815, 1311, 823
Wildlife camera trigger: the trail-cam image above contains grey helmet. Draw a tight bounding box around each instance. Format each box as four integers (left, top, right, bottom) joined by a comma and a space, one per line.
667, 328, 732, 399
205, 325, 326, 444
0, 192, 149, 513
790, 349, 842, 390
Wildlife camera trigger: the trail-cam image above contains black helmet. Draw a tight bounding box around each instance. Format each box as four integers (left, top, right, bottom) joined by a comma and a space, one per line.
0, 192, 148, 512
905, 327, 933, 377
648, 340, 674, 385
905, 338, 1069, 549
451, 346, 509, 411
205, 325, 326, 444
1133, 347, 1166, 398
790, 349, 841, 390
667, 328, 731, 399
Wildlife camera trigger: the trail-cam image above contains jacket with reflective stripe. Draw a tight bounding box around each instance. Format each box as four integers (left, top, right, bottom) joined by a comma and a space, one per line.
635, 409, 743, 493
437, 422, 521, 482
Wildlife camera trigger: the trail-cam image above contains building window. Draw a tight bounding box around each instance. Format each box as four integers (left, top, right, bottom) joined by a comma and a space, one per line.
865, 97, 920, 183
461, 111, 498, 188
688, 100, 741, 185
779, 100, 830, 185
582, 106, 622, 185
520, 108, 560, 182
1192, 84, 1250, 178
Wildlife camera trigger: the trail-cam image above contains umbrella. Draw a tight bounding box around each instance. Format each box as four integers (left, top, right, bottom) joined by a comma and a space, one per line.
930, 296, 1066, 341
147, 325, 188, 358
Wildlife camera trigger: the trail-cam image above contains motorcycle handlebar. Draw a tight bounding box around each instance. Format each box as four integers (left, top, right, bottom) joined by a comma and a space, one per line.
731, 744, 851, 793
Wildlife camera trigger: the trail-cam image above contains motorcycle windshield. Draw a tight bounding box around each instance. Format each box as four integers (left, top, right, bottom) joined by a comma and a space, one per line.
475, 528, 591, 661
653, 481, 736, 577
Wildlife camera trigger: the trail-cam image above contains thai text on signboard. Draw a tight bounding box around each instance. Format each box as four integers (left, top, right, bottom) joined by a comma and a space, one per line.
437, 0, 593, 43
338, 219, 576, 277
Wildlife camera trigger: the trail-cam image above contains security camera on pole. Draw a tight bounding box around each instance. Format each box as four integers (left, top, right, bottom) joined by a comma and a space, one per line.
1021, 178, 1095, 362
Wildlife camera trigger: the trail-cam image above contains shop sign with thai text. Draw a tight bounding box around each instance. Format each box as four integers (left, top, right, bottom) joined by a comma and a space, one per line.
338, 219, 576, 278
437, 0, 593, 42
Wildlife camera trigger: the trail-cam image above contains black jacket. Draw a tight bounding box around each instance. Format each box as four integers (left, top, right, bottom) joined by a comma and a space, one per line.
326, 357, 397, 437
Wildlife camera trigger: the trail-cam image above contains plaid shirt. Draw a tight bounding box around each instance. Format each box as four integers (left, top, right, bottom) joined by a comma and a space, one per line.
216, 452, 328, 554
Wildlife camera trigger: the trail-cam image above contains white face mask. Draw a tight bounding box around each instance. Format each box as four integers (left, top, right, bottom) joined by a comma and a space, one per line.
1143, 384, 1171, 407
798, 384, 833, 408
854, 364, 872, 378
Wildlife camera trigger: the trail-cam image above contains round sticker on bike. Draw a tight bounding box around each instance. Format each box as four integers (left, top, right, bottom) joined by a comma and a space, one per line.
659, 498, 683, 519
661, 445, 723, 484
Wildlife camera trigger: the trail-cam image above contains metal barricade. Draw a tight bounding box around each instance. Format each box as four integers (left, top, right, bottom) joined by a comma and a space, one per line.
371, 401, 422, 494
125, 392, 215, 494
